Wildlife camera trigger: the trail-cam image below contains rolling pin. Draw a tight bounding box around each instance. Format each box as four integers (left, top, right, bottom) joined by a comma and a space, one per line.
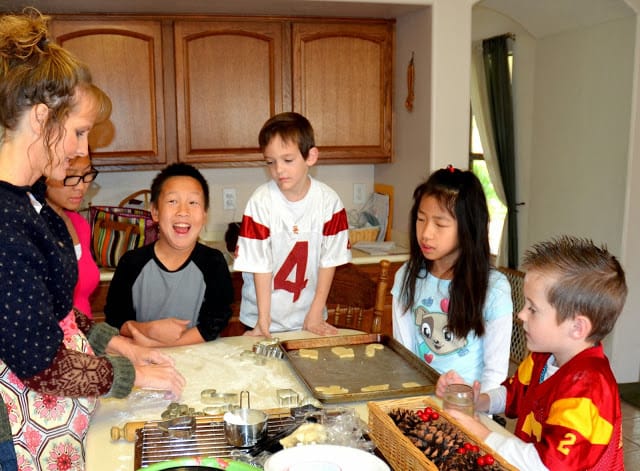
110, 421, 147, 442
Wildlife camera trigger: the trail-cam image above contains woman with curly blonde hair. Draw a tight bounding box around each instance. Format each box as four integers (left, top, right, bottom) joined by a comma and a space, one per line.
0, 9, 184, 470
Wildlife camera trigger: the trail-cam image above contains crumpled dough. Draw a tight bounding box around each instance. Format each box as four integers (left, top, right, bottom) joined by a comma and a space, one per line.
279, 422, 328, 448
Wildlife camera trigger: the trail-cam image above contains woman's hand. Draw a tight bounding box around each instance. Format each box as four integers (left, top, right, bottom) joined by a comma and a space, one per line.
134, 363, 186, 399
114, 337, 176, 366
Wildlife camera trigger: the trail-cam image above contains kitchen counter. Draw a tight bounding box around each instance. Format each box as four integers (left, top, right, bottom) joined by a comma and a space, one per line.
87, 330, 365, 470
99, 241, 409, 282
86, 331, 513, 471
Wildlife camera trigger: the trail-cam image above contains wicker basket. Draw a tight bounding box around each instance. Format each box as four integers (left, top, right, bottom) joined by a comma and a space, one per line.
348, 226, 380, 244
368, 396, 517, 471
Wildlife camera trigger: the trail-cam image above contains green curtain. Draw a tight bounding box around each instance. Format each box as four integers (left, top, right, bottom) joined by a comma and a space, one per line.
483, 35, 518, 268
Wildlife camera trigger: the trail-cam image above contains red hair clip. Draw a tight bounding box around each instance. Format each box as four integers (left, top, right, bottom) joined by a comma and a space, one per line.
447, 164, 455, 173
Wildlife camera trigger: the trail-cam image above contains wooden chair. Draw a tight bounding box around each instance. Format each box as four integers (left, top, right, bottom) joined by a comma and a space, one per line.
497, 266, 528, 373
326, 260, 390, 334
119, 189, 152, 210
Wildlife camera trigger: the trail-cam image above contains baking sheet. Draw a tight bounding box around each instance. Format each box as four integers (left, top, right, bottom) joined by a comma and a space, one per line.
280, 334, 439, 403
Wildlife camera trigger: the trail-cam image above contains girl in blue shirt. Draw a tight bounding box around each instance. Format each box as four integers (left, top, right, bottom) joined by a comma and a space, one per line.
392, 166, 513, 391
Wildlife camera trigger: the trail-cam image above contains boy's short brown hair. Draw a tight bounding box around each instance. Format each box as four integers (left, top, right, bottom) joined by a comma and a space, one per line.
258, 112, 315, 159
522, 235, 627, 342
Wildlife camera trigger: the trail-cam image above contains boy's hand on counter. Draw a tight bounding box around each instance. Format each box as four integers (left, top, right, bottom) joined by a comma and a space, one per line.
243, 323, 271, 338
304, 318, 339, 336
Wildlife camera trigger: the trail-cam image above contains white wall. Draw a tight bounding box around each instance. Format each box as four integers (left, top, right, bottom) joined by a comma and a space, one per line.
376, 7, 432, 241
528, 18, 634, 255
376, 0, 474, 242
530, 19, 635, 371
616, 0, 640, 383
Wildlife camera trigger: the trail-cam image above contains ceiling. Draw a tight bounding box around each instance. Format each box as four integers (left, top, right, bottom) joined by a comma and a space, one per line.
477, 0, 635, 38
0, 0, 425, 18
1, 0, 635, 39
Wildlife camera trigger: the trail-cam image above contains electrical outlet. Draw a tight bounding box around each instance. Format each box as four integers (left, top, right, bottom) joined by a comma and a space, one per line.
222, 188, 237, 210
353, 183, 367, 205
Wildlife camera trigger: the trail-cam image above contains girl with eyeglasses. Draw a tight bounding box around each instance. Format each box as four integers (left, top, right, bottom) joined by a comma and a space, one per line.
45, 154, 100, 318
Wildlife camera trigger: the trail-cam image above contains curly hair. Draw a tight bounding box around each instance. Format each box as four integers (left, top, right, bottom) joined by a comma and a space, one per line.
0, 7, 110, 169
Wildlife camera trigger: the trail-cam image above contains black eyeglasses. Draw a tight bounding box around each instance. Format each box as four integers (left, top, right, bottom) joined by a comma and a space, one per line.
63, 168, 99, 187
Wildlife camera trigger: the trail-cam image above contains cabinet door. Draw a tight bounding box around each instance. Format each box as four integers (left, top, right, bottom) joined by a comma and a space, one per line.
293, 22, 394, 164
174, 21, 287, 165
50, 20, 169, 169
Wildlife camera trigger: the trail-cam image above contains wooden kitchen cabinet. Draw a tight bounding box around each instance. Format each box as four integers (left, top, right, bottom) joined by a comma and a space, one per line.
173, 20, 288, 165
292, 21, 394, 164
52, 16, 394, 169
50, 19, 171, 169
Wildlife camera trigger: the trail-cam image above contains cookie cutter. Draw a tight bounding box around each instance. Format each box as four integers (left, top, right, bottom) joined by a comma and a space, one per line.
252, 338, 283, 359
161, 402, 197, 420
201, 389, 239, 415
276, 388, 299, 407
157, 415, 196, 439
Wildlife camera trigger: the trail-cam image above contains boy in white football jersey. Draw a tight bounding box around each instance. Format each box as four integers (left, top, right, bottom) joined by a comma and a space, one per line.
234, 112, 352, 337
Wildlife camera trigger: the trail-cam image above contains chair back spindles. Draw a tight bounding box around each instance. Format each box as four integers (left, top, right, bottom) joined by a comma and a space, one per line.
327, 260, 390, 334
497, 266, 528, 367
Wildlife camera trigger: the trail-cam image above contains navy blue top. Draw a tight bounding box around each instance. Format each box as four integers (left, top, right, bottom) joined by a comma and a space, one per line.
105, 242, 233, 341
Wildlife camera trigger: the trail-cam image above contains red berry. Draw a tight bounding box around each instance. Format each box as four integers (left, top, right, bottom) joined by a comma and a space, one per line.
463, 442, 474, 450
430, 412, 439, 420
470, 444, 480, 453
456, 447, 466, 454
477, 456, 486, 466
484, 454, 495, 465
424, 407, 433, 414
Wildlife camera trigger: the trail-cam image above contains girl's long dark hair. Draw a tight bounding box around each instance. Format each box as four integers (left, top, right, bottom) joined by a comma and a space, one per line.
400, 167, 491, 338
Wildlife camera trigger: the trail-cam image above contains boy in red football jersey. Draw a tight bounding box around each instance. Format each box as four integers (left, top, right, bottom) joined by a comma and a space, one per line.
437, 235, 627, 470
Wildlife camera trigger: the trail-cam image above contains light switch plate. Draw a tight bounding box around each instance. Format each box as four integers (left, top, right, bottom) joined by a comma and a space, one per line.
223, 188, 237, 210
353, 183, 366, 205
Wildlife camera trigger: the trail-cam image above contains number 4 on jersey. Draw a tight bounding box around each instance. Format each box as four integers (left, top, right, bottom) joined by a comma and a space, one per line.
273, 241, 308, 302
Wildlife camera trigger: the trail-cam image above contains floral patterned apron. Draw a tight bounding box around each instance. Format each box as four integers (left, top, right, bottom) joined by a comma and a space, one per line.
0, 311, 97, 471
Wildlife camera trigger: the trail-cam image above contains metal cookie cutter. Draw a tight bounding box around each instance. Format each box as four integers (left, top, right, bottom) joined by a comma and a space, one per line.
276, 388, 299, 407
201, 389, 238, 415
252, 338, 284, 359
157, 415, 196, 439
161, 402, 196, 420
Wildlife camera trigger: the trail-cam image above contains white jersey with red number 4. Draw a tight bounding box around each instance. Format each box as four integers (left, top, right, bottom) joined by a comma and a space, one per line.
234, 177, 352, 332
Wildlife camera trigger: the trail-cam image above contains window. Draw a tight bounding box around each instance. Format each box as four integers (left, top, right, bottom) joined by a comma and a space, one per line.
470, 114, 507, 257
470, 50, 512, 259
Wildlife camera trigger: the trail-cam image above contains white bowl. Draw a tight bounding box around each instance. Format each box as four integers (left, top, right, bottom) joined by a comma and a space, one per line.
263, 444, 389, 471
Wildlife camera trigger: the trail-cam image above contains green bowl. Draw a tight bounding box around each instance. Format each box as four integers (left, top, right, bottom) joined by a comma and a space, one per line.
138, 457, 260, 471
